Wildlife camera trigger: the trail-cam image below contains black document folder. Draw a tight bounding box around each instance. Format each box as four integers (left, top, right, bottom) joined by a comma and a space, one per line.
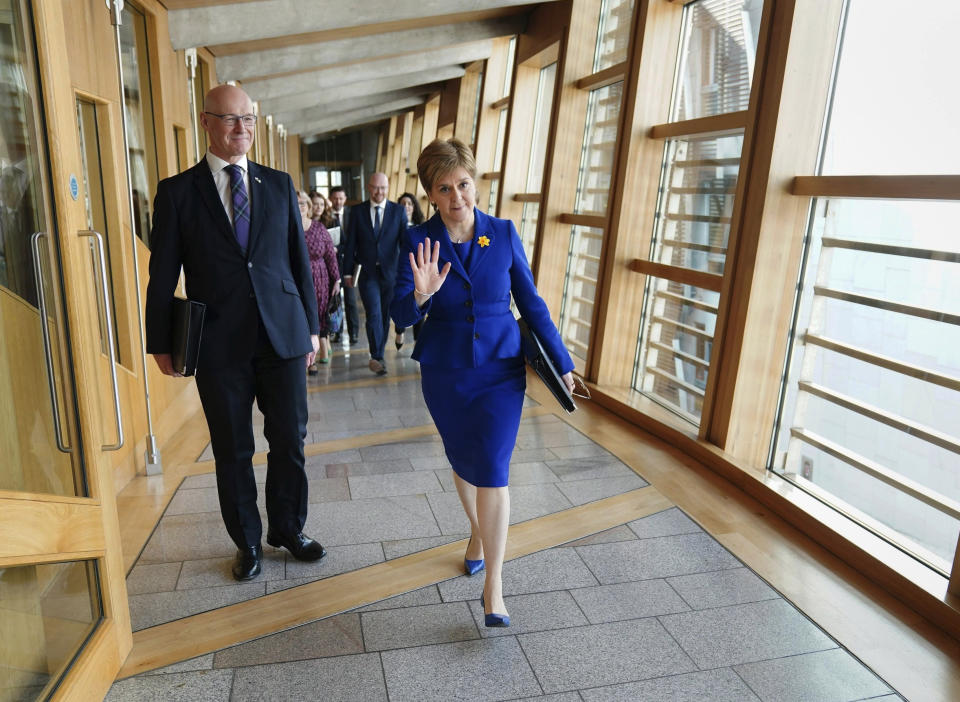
170, 297, 206, 377
517, 317, 576, 413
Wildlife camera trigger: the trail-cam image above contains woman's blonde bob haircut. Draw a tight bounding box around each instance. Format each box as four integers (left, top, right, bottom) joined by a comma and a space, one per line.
416, 138, 477, 194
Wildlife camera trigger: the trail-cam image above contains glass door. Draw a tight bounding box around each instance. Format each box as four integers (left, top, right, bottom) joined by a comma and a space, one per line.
0, 1, 108, 698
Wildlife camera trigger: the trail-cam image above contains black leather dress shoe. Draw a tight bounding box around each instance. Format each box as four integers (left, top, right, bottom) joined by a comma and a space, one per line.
232, 544, 262, 581
266, 530, 327, 561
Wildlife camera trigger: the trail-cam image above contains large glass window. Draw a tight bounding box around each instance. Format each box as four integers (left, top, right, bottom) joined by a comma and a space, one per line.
633, 0, 762, 423
119, 3, 159, 246
594, 0, 634, 71
0, 561, 102, 701
770, 0, 960, 574
559, 226, 603, 361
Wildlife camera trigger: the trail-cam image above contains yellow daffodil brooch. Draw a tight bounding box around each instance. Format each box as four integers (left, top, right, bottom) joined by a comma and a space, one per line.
478, 235, 490, 247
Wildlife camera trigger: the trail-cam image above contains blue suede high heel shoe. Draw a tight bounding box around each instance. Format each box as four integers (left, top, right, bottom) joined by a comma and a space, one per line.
480, 594, 510, 628
464, 536, 484, 576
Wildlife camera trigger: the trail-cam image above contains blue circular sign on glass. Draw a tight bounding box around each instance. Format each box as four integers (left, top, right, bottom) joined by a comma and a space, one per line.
69, 174, 79, 201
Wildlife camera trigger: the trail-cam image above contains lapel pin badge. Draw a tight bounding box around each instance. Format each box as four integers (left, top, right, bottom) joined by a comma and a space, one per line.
254, 176, 262, 184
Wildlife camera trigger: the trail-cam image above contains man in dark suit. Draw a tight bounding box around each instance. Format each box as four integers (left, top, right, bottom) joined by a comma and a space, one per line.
145, 85, 327, 581
328, 185, 358, 344
342, 173, 405, 375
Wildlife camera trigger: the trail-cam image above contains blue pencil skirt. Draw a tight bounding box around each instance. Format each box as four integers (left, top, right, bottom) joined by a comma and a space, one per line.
420, 357, 526, 488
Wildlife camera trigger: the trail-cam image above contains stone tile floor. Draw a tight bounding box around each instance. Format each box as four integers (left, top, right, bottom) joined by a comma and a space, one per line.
110, 509, 901, 701
113, 338, 905, 701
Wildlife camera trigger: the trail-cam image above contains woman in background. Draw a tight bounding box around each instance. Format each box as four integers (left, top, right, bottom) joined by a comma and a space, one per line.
299, 190, 340, 373
390, 139, 574, 627
394, 192, 426, 349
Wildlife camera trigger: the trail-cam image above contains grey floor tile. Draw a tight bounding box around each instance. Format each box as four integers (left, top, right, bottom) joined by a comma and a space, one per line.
137, 512, 237, 563
505, 694, 581, 702
325, 459, 415, 478
381, 637, 542, 702
509, 447, 561, 463
411, 455, 453, 471
165, 487, 221, 516
362, 601, 479, 651
519, 619, 697, 693
659, 599, 837, 669
570, 579, 690, 624
282, 542, 384, 579
125, 562, 182, 595
306, 476, 351, 502
545, 456, 637, 482
128, 582, 265, 630
383, 533, 465, 560
561, 525, 638, 548
303, 448, 363, 475
213, 613, 363, 668
177, 553, 285, 590
508, 483, 575, 524
468, 590, 589, 637
142, 654, 214, 676
231, 652, 386, 702
628, 507, 702, 539
667, 567, 780, 610
180, 473, 218, 489
576, 533, 740, 584
555, 475, 649, 506
436, 468, 457, 491
439, 549, 598, 602
516, 428, 593, 450
581, 668, 761, 702
508, 461, 562, 485
549, 443, 613, 460
360, 440, 447, 461
105, 670, 233, 701
355, 585, 443, 612
302, 494, 440, 546
348, 470, 443, 499
734, 648, 893, 702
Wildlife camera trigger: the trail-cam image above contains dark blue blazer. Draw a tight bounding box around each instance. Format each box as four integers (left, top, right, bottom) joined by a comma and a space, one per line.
145, 158, 318, 369
390, 208, 574, 373
341, 199, 405, 285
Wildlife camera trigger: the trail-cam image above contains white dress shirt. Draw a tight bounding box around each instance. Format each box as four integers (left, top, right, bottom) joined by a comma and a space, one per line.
369, 201, 385, 230
206, 151, 251, 221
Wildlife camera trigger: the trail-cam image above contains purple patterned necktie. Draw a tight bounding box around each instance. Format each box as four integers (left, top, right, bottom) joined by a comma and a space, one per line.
226, 164, 250, 250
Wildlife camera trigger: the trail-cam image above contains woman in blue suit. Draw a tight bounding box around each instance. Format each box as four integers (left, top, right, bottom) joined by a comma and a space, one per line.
391, 138, 574, 627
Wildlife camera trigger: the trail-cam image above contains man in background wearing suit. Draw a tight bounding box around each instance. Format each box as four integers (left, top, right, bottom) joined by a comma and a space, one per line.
328, 185, 358, 344
146, 85, 327, 581
342, 172, 405, 375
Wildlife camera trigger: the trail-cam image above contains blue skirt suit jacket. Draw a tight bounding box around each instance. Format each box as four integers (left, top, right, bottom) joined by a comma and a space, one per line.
390, 208, 574, 487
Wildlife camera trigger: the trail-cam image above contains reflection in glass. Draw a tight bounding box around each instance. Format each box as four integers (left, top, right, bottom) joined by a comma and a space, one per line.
0, 0, 87, 497
649, 133, 743, 276
0, 560, 102, 701
525, 62, 557, 194
634, 280, 716, 423
76, 99, 119, 359
593, 0, 634, 72
119, 3, 158, 246
502, 36, 516, 98
822, 0, 960, 175
574, 82, 623, 216
559, 226, 603, 362
672, 0, 763, 121
772, 198, 960, 571
493, 109, 507, 172
518, 201, 539, 263
486, 177, 499, 216
0, 2, 42, 307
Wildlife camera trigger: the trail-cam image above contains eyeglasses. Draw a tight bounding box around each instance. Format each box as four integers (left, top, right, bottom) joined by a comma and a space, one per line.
204, 112, 257, 127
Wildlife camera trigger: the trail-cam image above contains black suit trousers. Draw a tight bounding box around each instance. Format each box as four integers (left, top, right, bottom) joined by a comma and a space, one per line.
194, 313, 309, 549
358, 266, 394, 361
